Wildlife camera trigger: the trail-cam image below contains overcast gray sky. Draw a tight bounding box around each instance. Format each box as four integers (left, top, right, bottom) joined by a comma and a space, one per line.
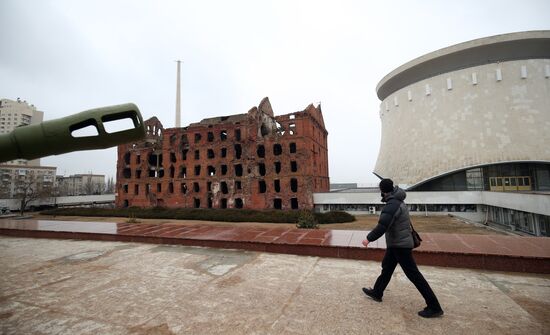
1, 0, 549, 184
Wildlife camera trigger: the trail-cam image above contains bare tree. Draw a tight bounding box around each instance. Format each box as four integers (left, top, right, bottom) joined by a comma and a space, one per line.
105, 176, 115, 194
15, 174, 53, 215
83, 174, 95, 195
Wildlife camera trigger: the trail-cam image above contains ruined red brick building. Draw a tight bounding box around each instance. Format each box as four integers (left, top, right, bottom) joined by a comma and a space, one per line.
116, 98, 329, 210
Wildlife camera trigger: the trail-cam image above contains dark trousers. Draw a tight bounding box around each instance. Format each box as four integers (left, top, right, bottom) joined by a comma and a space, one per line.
372, 247, 442, 311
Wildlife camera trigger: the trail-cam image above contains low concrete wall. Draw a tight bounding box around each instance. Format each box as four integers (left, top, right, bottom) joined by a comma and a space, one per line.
0, 194, 115, 211
314, 191, 484, 205
313, 191, 548, 223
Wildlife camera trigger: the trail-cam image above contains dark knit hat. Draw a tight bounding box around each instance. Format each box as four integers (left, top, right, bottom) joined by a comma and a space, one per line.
379, 178, 394, 193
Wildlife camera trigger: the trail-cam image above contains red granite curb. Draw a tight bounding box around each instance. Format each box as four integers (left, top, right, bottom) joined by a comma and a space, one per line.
1, 220, 549, 274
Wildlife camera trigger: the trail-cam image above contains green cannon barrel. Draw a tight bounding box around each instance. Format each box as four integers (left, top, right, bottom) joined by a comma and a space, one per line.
0, 103, 145, 163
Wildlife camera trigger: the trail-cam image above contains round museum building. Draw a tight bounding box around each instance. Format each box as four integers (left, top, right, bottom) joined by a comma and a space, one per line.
374, 30, 550, 192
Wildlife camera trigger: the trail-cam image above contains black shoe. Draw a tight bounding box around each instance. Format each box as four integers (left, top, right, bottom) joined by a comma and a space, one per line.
418, 307, 444, 318
362, 287, 382, 302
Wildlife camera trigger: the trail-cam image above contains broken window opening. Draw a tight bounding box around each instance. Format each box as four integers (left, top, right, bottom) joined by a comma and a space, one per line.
235, 198, 243, 208
136, 169, 141, 179
221, 182, 229, 194
194, 198, 200, 208
291, 161, 298, 172
207, 149, 215, 159
207, 166, 216, 176
123, 200, 129, 208
170, 134, 177, 145
157, 183, 162, 192
124, 152, 131, 165
258, 163, 266, 176
234, 144, 242, 159
134, 184, 139, 195
207, 197, 213, 208
235, 180, 242, 190
220, 198, 228, 209
291, 198, 299, 209
290, 143, 297, 153
221, 165, 228, 175
257, 145, 265, 158
221, 147, 227, 158
207, 132, 214, 142
234, 164, 243, 177
170, 165, 175, 178
181, 183, 187, 194
136, 154, 141, 164
169, 182, 174, 193
207, 182, 212, 191
290, 178, 298, 192
273, 144, 282, 156
148, 153, 162, 166
179, 166, 187, 178
194, 150, 200, 160
181, 134, 189, 144
123, 168, 131, 178
260, 124, 269, 136
289, 114, 296, 120
182, 149, 188, 160
259, 180, 267, 193
273, 198, 282, 210
274, 180, 281, 192
194, 165, 201, 176
170, 152, 176, 163
220, 130, 227, 141
275, 121, 285, 135
158, 169, 164, 178
148, 169, 156, 178
235, 129, 241, 141
194, 133, 202, 143
123, 184, 128, 193
274, 162, 281, 174
193, 182, 200, 192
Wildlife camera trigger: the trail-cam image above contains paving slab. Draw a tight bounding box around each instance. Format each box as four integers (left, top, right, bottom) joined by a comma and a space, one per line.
0, 236, 549, 335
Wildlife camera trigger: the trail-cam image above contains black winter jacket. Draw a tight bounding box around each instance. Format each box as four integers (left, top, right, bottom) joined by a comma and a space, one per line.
367, 187, 414, 248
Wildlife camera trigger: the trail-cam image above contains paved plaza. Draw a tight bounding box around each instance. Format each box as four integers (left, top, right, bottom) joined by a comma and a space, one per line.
1, 236, 549, 334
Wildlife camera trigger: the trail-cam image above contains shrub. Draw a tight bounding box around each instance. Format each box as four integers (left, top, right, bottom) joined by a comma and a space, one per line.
296, 210, 319, 229
315, 211, 355, 224
41, 208, 354, 225
126, 214, 140, 223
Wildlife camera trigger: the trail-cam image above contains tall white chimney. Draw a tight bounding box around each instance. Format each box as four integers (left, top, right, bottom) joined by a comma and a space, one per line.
175, 60, 181, 128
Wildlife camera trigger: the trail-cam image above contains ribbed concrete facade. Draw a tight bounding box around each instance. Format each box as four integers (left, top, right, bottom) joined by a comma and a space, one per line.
374, 31, 550, 187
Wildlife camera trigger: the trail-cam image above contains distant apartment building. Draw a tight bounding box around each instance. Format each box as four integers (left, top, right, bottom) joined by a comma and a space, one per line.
0, 164, 56, 199
0, 98, 44, 166
57, 174, 106, 196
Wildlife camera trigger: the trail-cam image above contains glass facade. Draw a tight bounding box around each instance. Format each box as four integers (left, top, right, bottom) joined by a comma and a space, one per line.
487, 206, 550, 237
411, 162, 550, 192
322, 203, 476, 213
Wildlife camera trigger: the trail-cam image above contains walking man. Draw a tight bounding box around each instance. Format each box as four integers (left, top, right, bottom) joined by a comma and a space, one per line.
362, 178, 444, 318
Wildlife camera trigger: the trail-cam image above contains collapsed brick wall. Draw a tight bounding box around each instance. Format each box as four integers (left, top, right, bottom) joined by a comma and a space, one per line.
116, 97, 329, 210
